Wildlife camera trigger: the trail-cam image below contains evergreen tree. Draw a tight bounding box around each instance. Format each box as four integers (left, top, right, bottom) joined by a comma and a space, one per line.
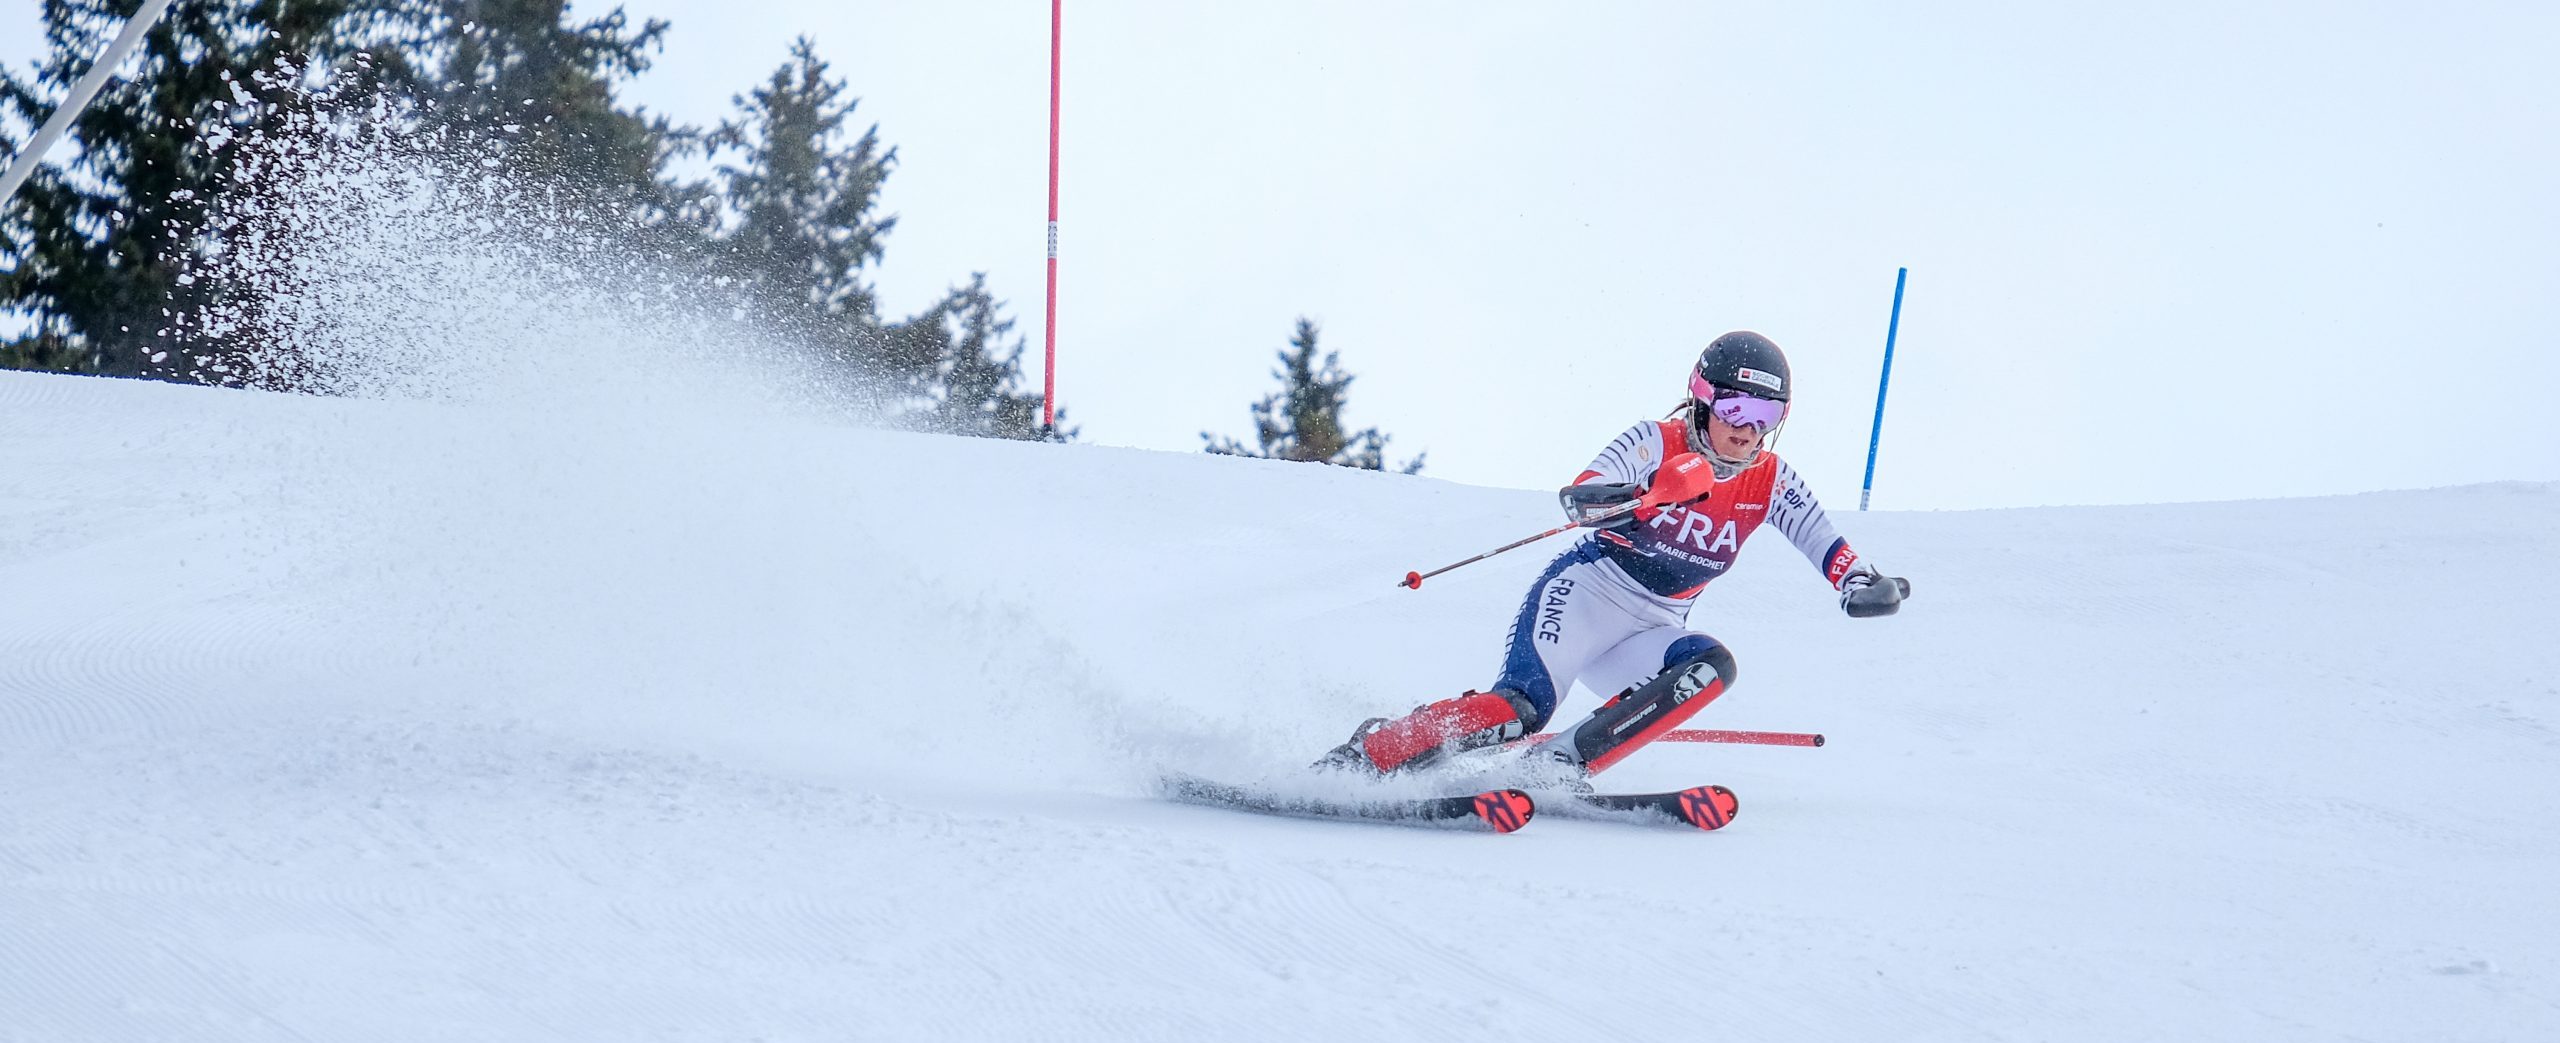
697, 35, 895, 390
703, 37, 892, 322
4, 3, 1063, 449
0, 327, 85, 372
422, 0, 675, 204
1205, 317, 1421, 473
1, 0, 424, 377
915, 272, 1060, 442
697, 39, 1061, 441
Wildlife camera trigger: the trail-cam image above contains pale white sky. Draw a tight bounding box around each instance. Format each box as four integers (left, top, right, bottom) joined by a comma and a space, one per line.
10, 2, 2558, 509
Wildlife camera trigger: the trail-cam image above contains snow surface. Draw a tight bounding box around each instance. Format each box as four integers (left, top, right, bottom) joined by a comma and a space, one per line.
3, 368, 2556, 1041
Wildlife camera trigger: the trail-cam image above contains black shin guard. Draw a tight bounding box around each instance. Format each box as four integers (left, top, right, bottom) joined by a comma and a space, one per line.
1541, 643, 1737, 775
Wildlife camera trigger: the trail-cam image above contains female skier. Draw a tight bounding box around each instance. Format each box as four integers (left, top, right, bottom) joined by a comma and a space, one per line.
1318, 331, 1910, 778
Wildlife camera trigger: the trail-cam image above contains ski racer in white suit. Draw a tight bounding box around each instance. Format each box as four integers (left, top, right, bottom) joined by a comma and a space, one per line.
1320, 331, 1910, 777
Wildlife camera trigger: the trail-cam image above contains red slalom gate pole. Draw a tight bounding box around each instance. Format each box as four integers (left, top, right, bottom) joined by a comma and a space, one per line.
1040, 0, 1062, 433
1528, 728, 1825, 748
1661, 729, 1824, 747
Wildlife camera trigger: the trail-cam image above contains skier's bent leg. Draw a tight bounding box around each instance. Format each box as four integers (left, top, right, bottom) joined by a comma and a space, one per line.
1538, 635, 1737, 776
1320, 689, 1544, 774
1640, 634, 1736, 699
1316, 546, 1651, 774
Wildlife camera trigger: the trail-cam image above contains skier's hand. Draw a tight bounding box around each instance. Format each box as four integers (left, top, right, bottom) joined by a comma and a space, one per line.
1839, 565, 1910, 618
1642, 452, 1718, 510
1559, 482, 1642, 530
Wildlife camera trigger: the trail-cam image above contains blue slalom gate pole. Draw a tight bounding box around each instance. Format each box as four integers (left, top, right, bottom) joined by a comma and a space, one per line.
1859, 268, 1908, 511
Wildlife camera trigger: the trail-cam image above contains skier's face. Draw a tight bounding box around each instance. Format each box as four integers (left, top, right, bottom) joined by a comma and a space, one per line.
1704, 411, 1766, 461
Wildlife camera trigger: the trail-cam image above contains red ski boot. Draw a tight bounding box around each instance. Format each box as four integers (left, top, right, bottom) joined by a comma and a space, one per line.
1314, 690, 1542, 775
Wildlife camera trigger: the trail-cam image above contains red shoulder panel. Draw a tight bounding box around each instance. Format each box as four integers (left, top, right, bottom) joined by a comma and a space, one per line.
1739, 451, 1781, 502
1659, 417, 1690, 462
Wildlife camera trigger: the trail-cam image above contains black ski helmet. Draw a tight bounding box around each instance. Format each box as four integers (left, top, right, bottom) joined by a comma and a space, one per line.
1692, 330, 1791, 403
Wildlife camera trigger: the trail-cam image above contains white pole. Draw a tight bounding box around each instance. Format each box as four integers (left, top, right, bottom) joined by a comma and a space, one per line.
0, 0, 181, 207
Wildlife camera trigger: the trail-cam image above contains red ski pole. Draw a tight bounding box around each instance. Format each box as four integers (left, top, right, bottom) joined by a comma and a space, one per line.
1399, 454, 1728, 590
1398, 498, 1642, 589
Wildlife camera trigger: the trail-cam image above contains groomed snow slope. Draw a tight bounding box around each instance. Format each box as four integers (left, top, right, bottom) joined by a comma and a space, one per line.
3, 369, 2555, 1041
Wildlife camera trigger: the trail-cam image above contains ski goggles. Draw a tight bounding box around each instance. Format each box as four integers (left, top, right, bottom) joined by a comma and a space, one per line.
1690, 374, 1789, 430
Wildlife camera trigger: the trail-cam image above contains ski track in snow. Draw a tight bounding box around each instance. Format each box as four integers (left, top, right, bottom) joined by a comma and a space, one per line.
3, 371, 2558, 1041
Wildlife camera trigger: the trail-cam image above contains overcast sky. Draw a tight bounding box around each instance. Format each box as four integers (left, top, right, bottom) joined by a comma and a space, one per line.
10, 2, 2557, 509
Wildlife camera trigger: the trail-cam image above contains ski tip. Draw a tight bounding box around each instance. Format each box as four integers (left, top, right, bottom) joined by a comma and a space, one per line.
1673, 784, 1739, 831
1472, 789, 1536, 833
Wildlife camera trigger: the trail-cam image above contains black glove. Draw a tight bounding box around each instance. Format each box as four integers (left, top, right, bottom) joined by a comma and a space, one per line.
1558, 482, 1642, 530
1839, 565, 1910, 618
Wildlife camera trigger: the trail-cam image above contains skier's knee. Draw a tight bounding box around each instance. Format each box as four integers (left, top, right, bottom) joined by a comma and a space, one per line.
1663, 635, 1737, 691
1494, 688, 1550, 732
1493, 647, 1559, 728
